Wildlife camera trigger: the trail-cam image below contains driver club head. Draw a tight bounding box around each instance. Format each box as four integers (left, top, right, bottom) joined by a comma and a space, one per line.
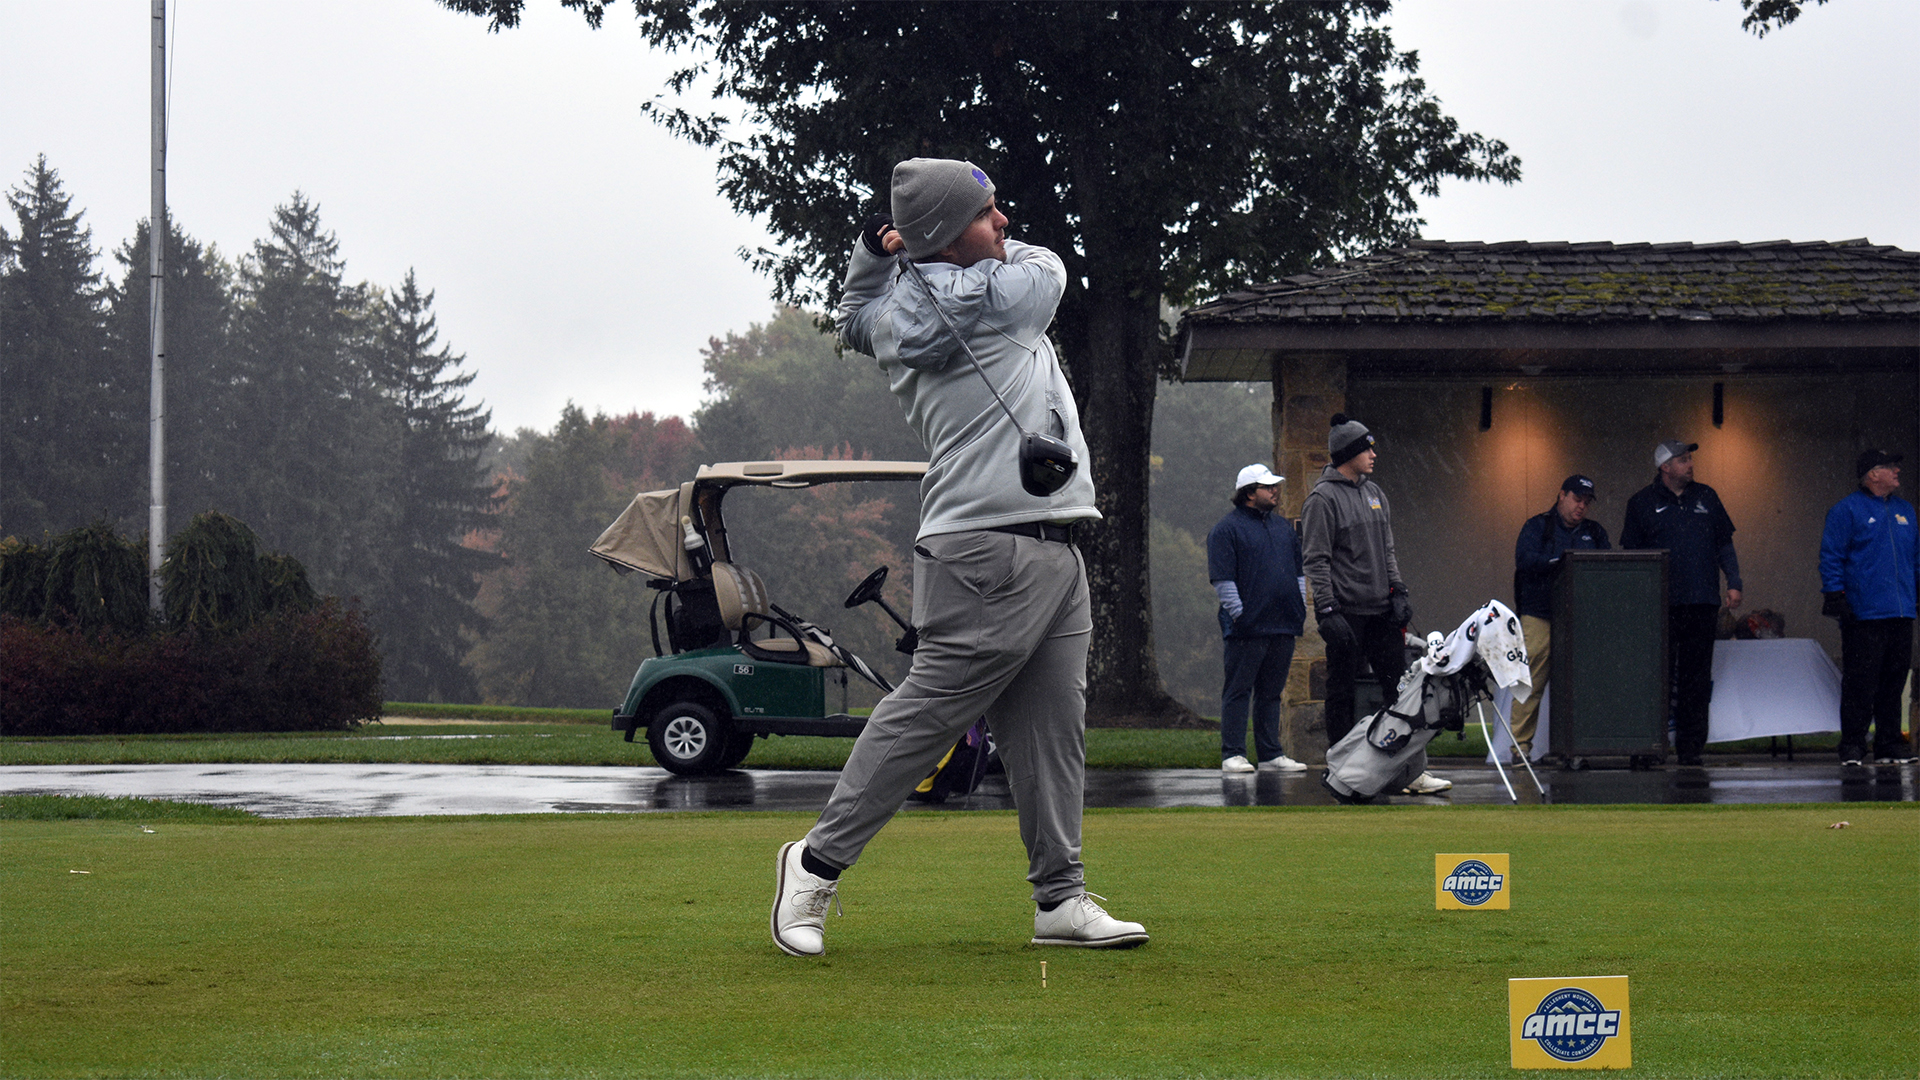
1020, 431, 1077, 498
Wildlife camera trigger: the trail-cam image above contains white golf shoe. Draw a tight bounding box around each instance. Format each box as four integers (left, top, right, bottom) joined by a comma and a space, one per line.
771, 840, 840, 957
1221, 755, 1256, 773
1402, 771, 1453, 795
1258, 755, 1309, 772
1031, 892, 1149, 948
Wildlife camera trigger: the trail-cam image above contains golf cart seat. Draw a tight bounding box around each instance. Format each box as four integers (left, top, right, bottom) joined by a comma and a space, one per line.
711, 562, 843, 668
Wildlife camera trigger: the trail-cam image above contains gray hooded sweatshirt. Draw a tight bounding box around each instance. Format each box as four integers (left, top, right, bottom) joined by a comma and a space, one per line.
837, 239, 1099, 540
1301, 464, 1402, 616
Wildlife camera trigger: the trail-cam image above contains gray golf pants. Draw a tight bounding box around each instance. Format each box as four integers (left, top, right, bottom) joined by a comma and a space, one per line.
804, 528, 1090, 904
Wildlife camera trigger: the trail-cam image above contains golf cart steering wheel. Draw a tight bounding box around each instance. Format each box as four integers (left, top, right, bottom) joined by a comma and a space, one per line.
844, 566, 888, 609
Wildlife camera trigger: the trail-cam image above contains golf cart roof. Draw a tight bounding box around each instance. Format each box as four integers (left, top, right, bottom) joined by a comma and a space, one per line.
692, 460, 927, 488
589, 459, 927, 581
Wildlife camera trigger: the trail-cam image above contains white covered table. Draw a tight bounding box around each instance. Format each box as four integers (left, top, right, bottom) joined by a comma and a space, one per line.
1488, 638, 1842, 761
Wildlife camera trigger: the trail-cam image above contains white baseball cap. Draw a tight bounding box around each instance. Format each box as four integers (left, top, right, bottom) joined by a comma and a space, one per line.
1234, 464, 1284, 493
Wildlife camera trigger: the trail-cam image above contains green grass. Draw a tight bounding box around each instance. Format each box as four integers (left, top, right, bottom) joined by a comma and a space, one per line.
1, 804, 1912, 1078
0, 725, 1227, 770
0, 794, 256, 821
1, 721, 1833, 771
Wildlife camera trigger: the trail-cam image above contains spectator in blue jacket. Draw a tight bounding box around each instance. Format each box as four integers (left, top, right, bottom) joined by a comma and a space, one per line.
1621, 440, 1742, 766
1508, 475, 1611, 762
1208, 465, 1309, 774
1819, 449, 1919, 766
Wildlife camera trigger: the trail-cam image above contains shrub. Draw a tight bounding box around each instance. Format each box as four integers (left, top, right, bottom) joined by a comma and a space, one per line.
158, 511, 269, 632
0, 600, 382, 736
41, 521, 152, 635
0, 538, 49, 620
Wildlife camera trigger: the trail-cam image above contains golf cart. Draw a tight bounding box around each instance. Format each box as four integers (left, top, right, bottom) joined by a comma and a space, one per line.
589, 459, 926, 775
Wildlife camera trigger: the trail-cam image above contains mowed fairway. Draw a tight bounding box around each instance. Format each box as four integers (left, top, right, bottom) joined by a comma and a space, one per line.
3, 805, 1914, 1078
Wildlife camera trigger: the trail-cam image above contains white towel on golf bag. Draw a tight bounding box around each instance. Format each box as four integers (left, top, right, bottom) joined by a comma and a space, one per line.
1324, 599, 1532, 799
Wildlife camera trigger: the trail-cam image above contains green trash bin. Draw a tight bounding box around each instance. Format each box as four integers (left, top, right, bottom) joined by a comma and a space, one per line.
1549, 550, 1669, 766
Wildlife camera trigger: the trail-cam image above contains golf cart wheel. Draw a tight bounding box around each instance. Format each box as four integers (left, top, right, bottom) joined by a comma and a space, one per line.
648, 701, 730, 775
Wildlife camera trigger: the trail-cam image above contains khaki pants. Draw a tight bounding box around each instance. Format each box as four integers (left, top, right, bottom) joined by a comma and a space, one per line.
1508, 615, 1552, 757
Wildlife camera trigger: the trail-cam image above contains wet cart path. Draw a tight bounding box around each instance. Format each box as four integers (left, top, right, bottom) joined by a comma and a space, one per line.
1, 759, 1913, 817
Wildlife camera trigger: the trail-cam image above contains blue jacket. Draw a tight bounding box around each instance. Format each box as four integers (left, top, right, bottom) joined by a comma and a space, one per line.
1620, 481, 1741, 606
1819, 488, 1920, 620
1512, 509, 1612, 619
1207, 504, 1306, 639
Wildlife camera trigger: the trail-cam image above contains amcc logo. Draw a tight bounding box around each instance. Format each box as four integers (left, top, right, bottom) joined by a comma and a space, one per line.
1442, 859, 1504, 906
1522, 987, 1622, 1062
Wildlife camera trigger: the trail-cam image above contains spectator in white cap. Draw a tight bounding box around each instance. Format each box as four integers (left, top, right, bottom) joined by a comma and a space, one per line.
1621, 438, 1742, 767
1207, 465, 1310, 774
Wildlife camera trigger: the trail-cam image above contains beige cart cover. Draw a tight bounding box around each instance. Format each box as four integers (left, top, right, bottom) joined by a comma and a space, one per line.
590, 482, 695, 581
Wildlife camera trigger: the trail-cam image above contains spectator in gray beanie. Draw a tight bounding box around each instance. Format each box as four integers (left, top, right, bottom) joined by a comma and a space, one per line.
1302, 413, 1450, 795
1329, 415, 1374, 466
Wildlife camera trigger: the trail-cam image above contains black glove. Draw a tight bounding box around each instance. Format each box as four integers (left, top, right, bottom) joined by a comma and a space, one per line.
860, 212, 896, 257
1822, 591, 1853, 620
1317, 607, 1357, 653
1388, 583, 1412, 629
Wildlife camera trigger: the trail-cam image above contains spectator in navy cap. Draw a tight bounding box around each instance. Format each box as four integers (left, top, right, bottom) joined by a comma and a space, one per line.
1508, 474, 1612, 763
1819, 449, 1918, 766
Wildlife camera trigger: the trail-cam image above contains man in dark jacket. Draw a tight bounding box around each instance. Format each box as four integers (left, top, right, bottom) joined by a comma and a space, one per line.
1302, 415, 1448, 794
1208, 465, 1309, 774
1819, 449, 1919, 765
1620, 440, 1742, 766
1508, 475, 1611, 762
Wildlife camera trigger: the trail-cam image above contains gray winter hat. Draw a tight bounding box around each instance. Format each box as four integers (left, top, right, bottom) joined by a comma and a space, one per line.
891, 158, 995, 260
1328, 413, 1375, 465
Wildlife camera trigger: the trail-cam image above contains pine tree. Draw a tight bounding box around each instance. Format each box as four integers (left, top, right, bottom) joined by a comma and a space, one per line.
227, 193, 399, 600
0, 157, 123, 537
367, 271, 498, 702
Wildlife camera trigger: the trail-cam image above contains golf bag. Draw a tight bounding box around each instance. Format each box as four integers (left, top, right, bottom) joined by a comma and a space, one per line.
1324, 599, 1532, 802
907, 719, 997, 804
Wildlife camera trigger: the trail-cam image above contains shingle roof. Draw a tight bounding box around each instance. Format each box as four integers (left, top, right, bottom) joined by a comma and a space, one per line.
1182, 239, 1920, 327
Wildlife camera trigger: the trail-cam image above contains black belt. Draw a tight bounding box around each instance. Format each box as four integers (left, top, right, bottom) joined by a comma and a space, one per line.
986, 521, 1077, 544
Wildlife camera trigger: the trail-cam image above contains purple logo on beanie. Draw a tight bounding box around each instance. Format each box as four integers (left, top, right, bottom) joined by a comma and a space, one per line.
971, 168, 989, 188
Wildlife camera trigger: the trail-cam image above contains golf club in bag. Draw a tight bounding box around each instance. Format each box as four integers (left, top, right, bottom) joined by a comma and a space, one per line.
1323, 599, 1534, 803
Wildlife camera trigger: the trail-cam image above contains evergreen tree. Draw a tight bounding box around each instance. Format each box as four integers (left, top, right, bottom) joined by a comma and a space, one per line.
228, 193, 399, 600
104, 218, 239, 536
1, 157, 123, 536
368, 270, 498, 702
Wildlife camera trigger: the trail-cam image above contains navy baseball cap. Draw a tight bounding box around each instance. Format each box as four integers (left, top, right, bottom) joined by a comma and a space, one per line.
1856, 449, 1904, 477
1561, 475, 1597, 499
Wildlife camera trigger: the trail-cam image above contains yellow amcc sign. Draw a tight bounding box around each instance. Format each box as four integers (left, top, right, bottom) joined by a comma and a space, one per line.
1435, 852, 1510, 909
1508, 976, 1632, 1069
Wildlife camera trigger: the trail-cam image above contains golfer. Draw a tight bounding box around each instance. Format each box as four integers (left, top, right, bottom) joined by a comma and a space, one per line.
771, 157, 1147, 956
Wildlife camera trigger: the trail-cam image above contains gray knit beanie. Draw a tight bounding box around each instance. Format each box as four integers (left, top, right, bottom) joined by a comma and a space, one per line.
1328, 414, 1375, 465
891, 158, 995, 260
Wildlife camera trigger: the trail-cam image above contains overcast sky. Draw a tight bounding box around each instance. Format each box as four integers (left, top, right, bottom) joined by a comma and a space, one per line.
4, 0, 1915, 436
